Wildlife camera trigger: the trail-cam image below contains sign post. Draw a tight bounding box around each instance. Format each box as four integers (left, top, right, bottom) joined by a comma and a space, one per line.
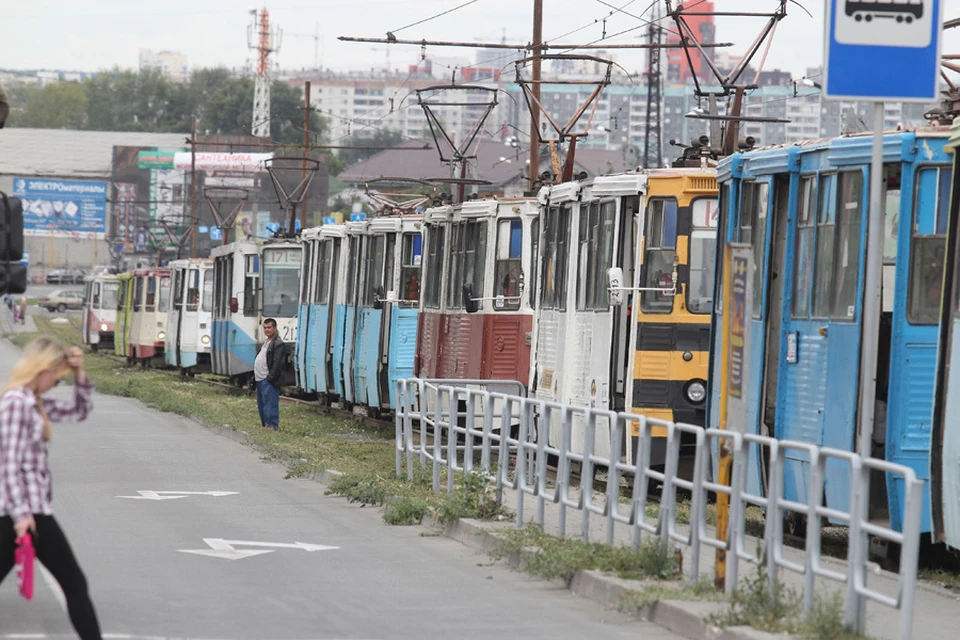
824, 0, 943, 633
715, 243, 752, 591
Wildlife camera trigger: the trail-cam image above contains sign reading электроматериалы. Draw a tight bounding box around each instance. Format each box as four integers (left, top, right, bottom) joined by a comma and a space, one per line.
13, 177, 108, 239
824, 0, 944, 102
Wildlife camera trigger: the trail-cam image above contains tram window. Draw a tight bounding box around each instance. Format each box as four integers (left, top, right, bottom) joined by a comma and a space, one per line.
315, 241, 333, 305
529, 218, 540, 309
243, 255, 260, 317
883, 188, 900, 265
262, 247, 302, 318
541, 205, 571, 310
301, 243, 313, 304
496, 219, 523, 311
400, 233, 422, 307
173, 271, 185, 311
384, 233, 397, 302
715, 184, 730, 314
145, 277, 157, 312
812, 175, 837, 318
225, 256, 234, 317
740, 182, 769, 319
363, 235, 387, 307
103, 283, 119, 310
201, 269, 213, 313
792, 176, 817, 318
186, 269, 200, 312
578, 202, 615, 311
641, 198, 678, 314
831, 171, 864, 320
345, 237, 359, 304
447, 221, 487, 309
134, 277, 144, 312
424, 227, 445, 308
688, 198, 719, 314
92, 283, 101, 308
908, 166, 950, 324
158, 277, 170, 313
118, 280, 127, 311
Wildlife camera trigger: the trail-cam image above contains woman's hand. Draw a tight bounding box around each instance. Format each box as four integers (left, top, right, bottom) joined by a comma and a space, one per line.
66, 346, 87, 384
14, 516, 35, 540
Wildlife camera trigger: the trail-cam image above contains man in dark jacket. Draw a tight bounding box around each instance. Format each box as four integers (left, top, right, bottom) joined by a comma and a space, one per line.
0, 84, 8, 128
254, 318, 288, 430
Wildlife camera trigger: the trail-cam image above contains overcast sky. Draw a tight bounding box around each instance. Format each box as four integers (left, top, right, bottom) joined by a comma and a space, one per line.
4, 0, 960, 81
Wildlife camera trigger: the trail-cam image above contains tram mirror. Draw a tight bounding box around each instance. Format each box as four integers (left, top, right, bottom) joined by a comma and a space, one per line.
463, 283, 479, 314
230, 297, 238, 313
608, 268, 624, 306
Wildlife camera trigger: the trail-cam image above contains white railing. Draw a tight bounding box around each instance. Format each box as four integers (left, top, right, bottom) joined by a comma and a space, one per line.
395, 378, 924, 640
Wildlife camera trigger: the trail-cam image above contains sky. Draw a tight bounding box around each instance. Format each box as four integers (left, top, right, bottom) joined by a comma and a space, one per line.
3, 0, 960, 81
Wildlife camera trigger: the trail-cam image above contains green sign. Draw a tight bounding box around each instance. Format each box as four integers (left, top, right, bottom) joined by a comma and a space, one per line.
137, 147, 184, 170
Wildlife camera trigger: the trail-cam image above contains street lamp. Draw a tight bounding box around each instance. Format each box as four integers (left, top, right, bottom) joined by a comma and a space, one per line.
794, 77, 823, 96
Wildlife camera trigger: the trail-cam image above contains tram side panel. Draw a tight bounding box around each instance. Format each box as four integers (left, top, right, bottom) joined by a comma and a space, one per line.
295, 239, 314, 391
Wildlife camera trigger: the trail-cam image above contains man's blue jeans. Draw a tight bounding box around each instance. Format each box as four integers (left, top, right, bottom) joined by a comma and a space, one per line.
257, 379, 280, 430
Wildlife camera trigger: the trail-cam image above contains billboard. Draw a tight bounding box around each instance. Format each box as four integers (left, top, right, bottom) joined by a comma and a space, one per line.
13, 177, 108, 238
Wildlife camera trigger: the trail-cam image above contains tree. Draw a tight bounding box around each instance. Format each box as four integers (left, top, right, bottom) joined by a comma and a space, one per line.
15, 81, 89, 129
336, 129, 406, 168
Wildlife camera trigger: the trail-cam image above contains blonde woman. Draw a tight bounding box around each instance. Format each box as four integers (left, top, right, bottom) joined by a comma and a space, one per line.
0, 336, 101, 639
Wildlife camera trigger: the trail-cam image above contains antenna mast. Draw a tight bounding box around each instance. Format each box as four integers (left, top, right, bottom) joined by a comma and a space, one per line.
643, 2, 663, 169
249, 8, 282, 138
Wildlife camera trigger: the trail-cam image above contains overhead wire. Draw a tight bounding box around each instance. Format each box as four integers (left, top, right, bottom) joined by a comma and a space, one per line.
388, 0, 481, 35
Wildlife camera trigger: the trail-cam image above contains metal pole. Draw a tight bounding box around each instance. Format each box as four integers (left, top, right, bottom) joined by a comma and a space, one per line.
301, 81, 311, 231
528, 0, 543, 192
190, 116, 198, 259
856, 101, 884, 458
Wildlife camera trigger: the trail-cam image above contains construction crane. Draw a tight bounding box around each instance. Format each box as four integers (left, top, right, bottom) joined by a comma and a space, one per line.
286, 23, 321, 70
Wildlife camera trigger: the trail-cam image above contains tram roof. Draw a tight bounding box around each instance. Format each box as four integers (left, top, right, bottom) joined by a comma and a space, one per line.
209, 240, 260, 259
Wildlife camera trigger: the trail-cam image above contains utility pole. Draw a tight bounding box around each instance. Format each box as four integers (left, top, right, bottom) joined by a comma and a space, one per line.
190, 115, 198, 259
301, 81, 311, 231
529, 0, 543, 192
643, 2, 663, 169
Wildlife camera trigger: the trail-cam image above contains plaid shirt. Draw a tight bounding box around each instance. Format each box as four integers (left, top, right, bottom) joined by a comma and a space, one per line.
0, 383, 93, 522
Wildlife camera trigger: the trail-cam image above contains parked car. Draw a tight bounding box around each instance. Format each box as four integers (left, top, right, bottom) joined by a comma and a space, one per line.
46, 269, 67, 284
38, 290, 85, 312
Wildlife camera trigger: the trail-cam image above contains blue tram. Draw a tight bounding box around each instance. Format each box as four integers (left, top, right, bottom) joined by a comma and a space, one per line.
296, 223, 347, 399
710, 126, 952, 533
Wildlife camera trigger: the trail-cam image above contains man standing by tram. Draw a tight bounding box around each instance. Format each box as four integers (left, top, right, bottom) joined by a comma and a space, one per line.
254, 318, 288, 430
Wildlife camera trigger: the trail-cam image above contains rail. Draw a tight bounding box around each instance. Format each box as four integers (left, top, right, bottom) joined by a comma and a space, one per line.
395, 378, 923, 640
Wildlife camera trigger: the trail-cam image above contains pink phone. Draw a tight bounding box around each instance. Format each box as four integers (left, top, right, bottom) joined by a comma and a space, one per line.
15, 532, 35, 600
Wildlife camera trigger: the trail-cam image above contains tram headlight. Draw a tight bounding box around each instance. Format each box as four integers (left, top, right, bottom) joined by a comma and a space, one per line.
201, 335, 211, 345
685, 380, 706, 404
158, 331, 166, 342
100, 323, 108, 332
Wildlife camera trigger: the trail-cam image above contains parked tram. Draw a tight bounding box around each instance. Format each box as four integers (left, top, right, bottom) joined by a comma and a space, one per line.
533, 168, 717, 461
710, 126, 952, 534
296, 224, 345, 397
114, 273, 134, 358
81, 274, 120, 351
931, 118, 960, 550
417, 197, 539, 389
211, 239, 302, 384
128, 268, 171, 363
165, 258, 214, 374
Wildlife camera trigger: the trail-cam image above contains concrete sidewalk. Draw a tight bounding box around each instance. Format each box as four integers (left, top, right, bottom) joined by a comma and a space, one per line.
429, 473, 960, 639
0, 304, 38, 335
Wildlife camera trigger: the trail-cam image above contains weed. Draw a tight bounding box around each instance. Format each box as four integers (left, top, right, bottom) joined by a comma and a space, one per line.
618, 578, 725, 612
326, 474, 390, 506
436, 469, 509, 525
383, 496, 432, 526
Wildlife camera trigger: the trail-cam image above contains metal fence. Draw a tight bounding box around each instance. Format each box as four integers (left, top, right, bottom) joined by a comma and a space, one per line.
395, 378, 924, 640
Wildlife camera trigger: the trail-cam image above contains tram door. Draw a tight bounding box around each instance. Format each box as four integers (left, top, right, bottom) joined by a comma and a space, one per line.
611, 196, 639, 412
760, 176, 791, 437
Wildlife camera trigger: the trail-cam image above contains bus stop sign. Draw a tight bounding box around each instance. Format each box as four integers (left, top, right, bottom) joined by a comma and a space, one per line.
824, 0, 943, 101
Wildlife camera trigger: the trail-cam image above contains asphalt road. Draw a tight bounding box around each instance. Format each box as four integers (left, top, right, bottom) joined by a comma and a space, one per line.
0, 339, 681, 640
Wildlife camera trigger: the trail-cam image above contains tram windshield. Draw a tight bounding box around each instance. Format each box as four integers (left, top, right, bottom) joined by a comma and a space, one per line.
641, 198, 678, 314
159, 277, 171, 313
688, 198, 719, 314
187, 269, 200, 312
102, 283, 119, 310
400, 233, 422, 307
261, 247, 301, 318
496, 219, 523, 311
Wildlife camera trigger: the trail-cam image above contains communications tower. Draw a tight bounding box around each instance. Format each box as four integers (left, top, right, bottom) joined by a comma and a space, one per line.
642, 2, 663, 169
248, 8, 282, 138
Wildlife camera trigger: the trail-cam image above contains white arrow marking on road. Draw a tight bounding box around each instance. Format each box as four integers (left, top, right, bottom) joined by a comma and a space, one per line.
177, 538, 339, 560
117, 490, 239, 501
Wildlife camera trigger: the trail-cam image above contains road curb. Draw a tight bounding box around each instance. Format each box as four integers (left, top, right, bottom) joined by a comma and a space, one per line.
433, 517, 789, 640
